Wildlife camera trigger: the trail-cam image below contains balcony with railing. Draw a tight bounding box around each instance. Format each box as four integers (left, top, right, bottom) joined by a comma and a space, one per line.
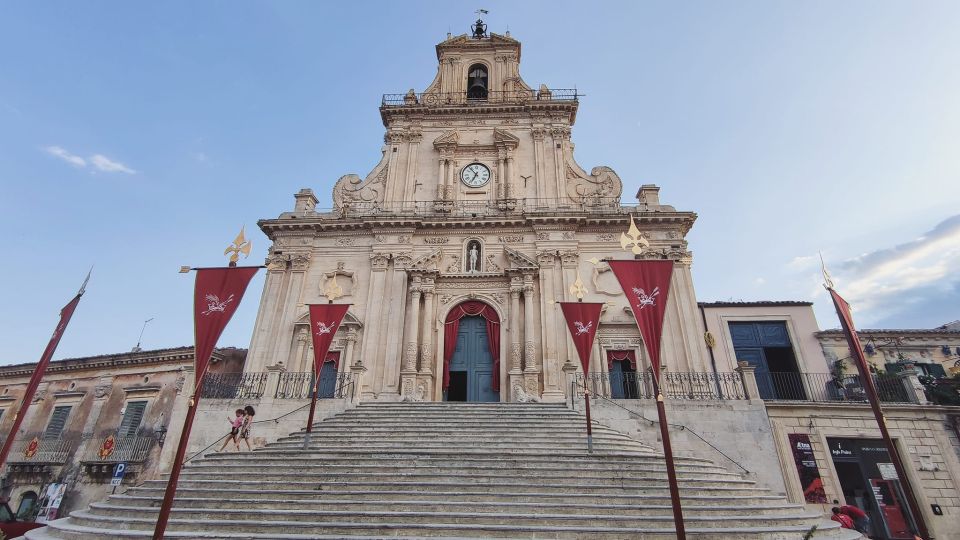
757, 372, 912, 404
5, 431, 81, 465
199, 372, 268, 400
275, 372, 354, 400
81, 430, 158, 464
381, 89, 579, 108
575, 371, 747, 401
318, 196, 625, 221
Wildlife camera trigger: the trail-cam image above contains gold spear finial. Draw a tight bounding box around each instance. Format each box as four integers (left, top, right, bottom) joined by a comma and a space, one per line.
819, 252, 835, 290
324, 273, 344, 302
224, 227, 252, 266
569, 271, 588, 300
620, 215, 649, 254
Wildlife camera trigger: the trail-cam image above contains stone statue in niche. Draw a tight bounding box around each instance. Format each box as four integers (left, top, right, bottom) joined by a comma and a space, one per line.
467, 240, 482, 273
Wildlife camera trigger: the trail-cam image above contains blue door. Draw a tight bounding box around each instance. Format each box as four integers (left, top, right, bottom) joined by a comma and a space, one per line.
316, 352, 339, 399
609, 359, 638, 399
448, 316, 499, 402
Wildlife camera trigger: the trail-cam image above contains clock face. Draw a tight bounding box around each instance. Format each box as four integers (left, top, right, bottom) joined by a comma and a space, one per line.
460, 163, 491, 188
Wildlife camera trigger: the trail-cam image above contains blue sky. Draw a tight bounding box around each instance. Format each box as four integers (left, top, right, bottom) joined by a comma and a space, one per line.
1, 1, 958, 364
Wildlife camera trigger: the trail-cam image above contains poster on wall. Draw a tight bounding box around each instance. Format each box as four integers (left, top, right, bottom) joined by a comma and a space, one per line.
788, 434, 828, 503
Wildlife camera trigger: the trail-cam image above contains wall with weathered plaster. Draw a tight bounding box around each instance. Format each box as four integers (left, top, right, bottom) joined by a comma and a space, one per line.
579, 396, 787, 495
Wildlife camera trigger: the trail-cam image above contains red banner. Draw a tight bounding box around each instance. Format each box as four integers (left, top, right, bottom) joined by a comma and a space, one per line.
0, 291, 83, 470
193, 267, 259, 387
559, 302, 604, 376
608, 260, 674, 380
827, 289, 874, 381
307, 304, 351, 377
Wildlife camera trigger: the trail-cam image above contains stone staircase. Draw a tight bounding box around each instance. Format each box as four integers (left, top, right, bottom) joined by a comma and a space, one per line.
29, 402, 855, 539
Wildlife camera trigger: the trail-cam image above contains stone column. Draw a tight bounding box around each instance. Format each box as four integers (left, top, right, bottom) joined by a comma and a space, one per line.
497, 154, 506, 199
420, 285, 436, 375
509, 283, 524, 399
360, 254, 389, 396
292, 327, 310, 373
383, 256, 412, 396
896, 365, 930, 405
401, 283, 421, 401
437, 158, 446, 200
521, 276, 541, 399
736, 361, 762, 404
505, 155, 515, 199
248, 255, 288, 372
343, 330, 357, 370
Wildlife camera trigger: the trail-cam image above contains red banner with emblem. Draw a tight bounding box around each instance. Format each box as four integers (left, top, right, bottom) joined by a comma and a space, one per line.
560, 302, 604, 376
0, 289, 84, 470
827, 288, 874, 382
608, 260, 674, 380
193, 267, 259, 387
307, 304, 351, 377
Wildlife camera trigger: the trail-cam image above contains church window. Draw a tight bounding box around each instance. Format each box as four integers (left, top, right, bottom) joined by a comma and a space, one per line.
467, 64, 488, 100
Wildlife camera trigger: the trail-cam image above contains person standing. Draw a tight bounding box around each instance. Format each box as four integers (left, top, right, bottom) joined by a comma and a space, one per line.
831, 507, 855, 529
239, 405, 255, 451
217, 409, 244, 452
834, 499, 871, 535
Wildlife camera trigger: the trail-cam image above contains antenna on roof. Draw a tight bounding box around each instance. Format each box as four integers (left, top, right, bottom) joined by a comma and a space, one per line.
133, 317, 154, 352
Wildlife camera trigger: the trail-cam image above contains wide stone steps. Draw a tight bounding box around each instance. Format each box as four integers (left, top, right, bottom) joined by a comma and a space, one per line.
106, 495, 807, 516
118, 486, 790, 506
33, 402, 849, 539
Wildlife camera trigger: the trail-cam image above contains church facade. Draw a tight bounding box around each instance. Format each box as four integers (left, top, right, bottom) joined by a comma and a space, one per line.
245, 30, 716, 403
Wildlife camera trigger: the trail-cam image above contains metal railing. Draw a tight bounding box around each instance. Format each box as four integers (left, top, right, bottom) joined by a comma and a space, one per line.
6, 431, 81, 464
381, 89, 579, 107
327, 197, 624, 221
82, 432, 157, 463
575, 371, 746, 401
200, 372, 268, 399
275, 372, 354, 400
758, 372, 912, 403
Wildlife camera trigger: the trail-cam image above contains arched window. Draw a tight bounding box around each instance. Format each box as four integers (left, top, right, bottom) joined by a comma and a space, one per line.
17, 491, 38, 521
467, 64, 488, 100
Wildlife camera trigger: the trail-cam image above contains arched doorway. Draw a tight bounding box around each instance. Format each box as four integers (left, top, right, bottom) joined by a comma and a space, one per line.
443, 301, 500, 402
316, 351, 340, 399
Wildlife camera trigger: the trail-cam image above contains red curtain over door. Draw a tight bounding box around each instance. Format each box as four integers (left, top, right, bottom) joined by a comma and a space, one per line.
607, 350, 637, 370
443, 300, 500, 391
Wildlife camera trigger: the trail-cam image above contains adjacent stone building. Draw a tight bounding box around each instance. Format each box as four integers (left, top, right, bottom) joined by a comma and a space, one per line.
0, 347, 244, 521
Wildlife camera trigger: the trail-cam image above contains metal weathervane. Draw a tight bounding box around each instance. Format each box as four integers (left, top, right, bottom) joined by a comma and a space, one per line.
224, 227, 252, 265
620, 215, 649, 254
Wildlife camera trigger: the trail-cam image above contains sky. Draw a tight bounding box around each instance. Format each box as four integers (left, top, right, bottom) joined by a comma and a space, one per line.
1, 1, 958, 364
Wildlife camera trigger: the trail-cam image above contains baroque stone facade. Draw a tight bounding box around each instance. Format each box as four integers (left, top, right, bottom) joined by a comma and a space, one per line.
246, 32, 709, 402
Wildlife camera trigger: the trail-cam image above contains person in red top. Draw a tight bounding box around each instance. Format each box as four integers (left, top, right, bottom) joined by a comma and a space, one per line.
831, 507, 855, 529
834, 499, 871, 534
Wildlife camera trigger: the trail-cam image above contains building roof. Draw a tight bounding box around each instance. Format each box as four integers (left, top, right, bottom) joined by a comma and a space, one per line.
0, 346, 246, 377
818, 328, 960, 336
698, 301, 813, 308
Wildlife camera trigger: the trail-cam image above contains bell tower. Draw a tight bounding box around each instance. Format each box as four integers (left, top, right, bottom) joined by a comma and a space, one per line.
333, 20, 623, 214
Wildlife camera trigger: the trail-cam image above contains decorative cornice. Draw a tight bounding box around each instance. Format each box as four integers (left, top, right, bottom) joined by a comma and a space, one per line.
0, 347, 244, 380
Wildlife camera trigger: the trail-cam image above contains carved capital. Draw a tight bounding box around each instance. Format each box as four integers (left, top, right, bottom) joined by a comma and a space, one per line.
559, 250, 579, 268
370, 253, 390, 271
536, 250, 556, 267
290, 252, 311, 271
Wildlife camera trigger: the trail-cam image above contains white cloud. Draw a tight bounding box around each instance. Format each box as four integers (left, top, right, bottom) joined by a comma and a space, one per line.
43, 146, 136, 174
90, 154, 136, 174
814, 215, 960, 325
44, 146, 86, 168
753, 277, 766, 286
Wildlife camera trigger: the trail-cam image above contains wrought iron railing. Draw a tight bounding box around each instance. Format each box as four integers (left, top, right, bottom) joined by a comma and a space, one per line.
381, 89, 579, 107
200, 372, 268, 399
757, 372, 912, 403
275, 372, 354, 400
82, 432, 156, 463
6, 431, 81, 464
321, 197, 624, 220
575, 371, 746, 401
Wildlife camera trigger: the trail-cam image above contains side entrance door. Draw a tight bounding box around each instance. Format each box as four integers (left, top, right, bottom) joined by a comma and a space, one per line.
449, 316, 499, 402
